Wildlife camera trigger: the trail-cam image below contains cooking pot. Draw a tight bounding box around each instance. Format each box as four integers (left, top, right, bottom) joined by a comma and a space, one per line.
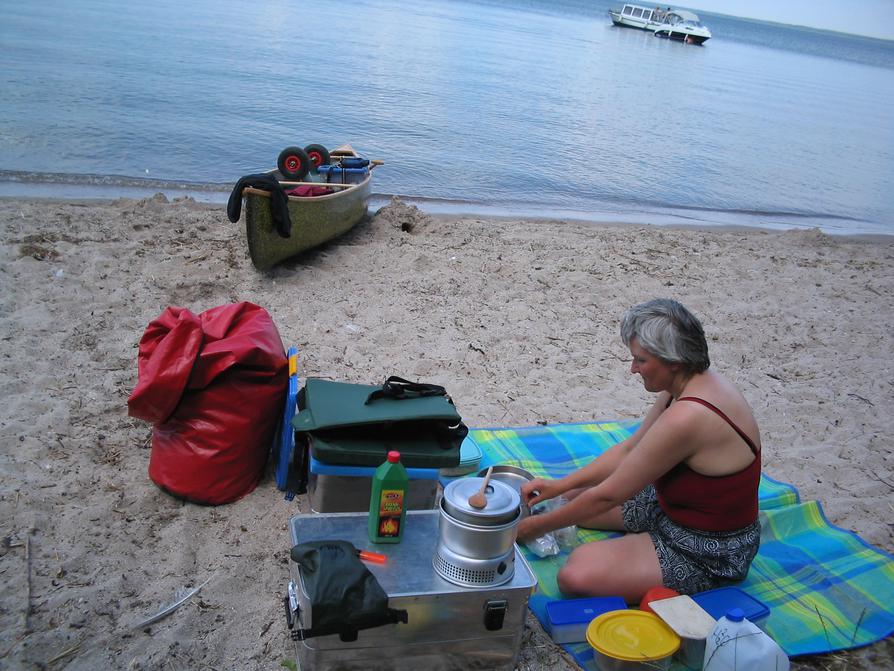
475, 465, 535, 518
442, 476, 520, 525
433, 477, 522, 587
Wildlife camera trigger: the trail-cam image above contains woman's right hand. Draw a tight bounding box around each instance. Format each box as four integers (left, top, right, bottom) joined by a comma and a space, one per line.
521, 477, 561, 507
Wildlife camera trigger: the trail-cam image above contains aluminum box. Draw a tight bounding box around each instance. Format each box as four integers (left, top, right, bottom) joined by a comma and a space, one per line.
307, 456, 440, 512
285, 510, 537, 670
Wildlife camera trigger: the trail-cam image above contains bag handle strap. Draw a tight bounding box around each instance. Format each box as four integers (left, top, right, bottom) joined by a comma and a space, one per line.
364, 376, 449, 405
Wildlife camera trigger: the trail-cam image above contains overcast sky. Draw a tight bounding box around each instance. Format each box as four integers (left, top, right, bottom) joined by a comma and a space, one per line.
685, 0, 894, 40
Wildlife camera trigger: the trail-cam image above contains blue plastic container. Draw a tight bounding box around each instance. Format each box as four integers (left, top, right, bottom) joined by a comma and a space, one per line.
316, 163, 369, 184
546, 597, 628, 644
692, 587, 770, 626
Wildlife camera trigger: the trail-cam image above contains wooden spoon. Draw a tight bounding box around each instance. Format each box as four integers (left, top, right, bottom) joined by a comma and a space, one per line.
468, 466, 494, 509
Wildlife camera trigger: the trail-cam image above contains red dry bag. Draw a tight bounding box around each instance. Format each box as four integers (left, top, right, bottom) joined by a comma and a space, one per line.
127, 302, 287, 504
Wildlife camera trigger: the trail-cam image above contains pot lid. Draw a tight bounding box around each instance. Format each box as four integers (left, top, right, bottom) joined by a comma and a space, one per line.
443, 477, 520, 520
586, 610, 680, 662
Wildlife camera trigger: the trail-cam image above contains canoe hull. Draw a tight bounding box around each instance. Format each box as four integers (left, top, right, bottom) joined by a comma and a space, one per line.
244, 176, 371, 271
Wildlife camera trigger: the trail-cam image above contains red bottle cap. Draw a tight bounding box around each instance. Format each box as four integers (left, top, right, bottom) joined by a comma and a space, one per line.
387, 450, 401, 463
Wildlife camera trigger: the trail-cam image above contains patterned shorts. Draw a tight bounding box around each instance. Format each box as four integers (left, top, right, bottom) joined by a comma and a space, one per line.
622, 485, 761, 594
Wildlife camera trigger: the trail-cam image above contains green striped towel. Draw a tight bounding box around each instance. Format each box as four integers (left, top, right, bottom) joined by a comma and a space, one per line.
466, 421, 894, 666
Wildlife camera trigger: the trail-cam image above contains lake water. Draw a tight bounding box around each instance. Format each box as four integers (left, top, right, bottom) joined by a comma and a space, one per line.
2, 0, 893, 234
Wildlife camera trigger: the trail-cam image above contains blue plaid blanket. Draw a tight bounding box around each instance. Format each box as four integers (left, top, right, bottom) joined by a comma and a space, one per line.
465, 421, 894, 668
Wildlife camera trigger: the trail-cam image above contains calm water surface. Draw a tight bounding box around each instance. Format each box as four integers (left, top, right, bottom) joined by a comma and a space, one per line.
1, 0, 893, 234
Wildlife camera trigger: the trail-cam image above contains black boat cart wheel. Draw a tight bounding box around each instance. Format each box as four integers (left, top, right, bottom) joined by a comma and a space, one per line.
304, 144, 331, 168
277, 146, 311, 180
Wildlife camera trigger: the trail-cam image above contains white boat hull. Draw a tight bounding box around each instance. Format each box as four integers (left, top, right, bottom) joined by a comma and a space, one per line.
654, 27, 711, 44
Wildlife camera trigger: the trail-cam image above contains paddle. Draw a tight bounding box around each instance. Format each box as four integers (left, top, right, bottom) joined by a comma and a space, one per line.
277, 181, 355, 189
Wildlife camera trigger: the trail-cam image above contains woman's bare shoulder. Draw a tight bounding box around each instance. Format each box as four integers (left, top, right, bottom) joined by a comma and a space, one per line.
682, 371, 751, 408
674, 371, 761, 451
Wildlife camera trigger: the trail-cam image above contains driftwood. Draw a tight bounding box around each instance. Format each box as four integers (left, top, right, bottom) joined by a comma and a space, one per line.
132, 575, 214, 630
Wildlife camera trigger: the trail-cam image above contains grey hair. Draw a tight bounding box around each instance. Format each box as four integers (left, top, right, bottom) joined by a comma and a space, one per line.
620, 299, 710, 374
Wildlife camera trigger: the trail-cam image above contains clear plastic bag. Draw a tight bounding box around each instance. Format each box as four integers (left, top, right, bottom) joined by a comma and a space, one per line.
553, 523, 579, 550
524, 495, 579, 556
542, 496, 579, 550
524, 532, 560, 558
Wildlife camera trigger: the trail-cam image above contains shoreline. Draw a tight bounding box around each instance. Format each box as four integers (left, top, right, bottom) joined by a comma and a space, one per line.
2, 195, 892, 669
2, 191, 892, 241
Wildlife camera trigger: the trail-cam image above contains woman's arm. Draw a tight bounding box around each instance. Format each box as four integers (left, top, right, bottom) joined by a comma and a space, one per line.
517, 400, 695, 541
521, 391, 672, 507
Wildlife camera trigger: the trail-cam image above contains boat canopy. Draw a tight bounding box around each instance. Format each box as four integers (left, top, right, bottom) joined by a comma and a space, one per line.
666, 9, 700, 22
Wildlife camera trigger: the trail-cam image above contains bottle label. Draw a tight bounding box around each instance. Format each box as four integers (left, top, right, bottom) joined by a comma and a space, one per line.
377, 515, 402, 537
379, 489, 405, 516
377, 489, 405, 537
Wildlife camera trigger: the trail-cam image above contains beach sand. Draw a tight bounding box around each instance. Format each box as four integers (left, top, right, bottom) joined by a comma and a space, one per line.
1, 195, 892, 670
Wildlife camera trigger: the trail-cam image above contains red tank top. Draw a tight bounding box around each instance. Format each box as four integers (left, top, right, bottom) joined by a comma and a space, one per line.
654, 397, 760, 532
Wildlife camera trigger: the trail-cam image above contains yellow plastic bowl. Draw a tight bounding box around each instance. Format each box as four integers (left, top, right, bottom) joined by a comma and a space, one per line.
586, 610, 681, 670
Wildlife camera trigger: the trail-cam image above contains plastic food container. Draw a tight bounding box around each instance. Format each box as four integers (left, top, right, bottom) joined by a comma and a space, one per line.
545, 597, 627, 644
586, 610, 680, 670
692, 587, 770, 628
648, 595, 717, 670
438, 439, 483, 477
678, 634, 708, 670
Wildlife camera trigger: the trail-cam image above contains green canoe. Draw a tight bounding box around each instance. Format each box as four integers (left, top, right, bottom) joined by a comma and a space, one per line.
241, 146, 378, 271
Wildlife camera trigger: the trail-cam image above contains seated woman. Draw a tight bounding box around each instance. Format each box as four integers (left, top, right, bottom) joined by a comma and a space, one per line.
517, 299, 761, 603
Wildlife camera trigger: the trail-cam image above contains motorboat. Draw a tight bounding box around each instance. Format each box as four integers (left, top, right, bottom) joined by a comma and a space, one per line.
652, 9, 712, 44
608, 4, 712, 44
608, 3, 663, 30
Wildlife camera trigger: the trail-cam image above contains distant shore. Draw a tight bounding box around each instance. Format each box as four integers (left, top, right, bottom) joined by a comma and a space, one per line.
1, 195, 892, 669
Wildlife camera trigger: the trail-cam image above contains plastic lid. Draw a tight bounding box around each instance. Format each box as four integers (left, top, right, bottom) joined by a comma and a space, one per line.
442, 477, 520, 520
387, 450, 401, 463
586, 610, 680, 662
726, 607, 745, 622
692, 587, 770, 622
458, 440, 483, 466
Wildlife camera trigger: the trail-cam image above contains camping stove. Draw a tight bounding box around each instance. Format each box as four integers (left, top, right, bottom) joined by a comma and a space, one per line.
432, 542, 516, 588
432, 476, 522, 589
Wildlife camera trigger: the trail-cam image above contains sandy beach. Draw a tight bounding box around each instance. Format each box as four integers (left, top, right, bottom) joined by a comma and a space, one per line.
1, 194, 892, 670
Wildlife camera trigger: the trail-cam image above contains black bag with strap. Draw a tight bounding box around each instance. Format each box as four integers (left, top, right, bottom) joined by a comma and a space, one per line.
288, 540, 408, 641
291, 376, 467, 468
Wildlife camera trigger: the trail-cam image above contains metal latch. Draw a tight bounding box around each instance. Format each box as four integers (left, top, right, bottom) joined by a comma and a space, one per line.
284, 581, 301, 639
483, 599, 507, 631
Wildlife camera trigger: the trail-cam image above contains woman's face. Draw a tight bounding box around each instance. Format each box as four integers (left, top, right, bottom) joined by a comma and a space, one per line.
629, 338, 677, 393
